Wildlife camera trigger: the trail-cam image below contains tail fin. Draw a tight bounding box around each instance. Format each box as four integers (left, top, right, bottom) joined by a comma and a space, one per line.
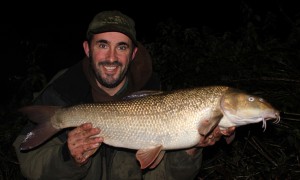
18, 105, 61, 151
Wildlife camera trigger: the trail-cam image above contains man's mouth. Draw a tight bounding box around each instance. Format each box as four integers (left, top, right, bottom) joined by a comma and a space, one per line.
104, 65, 117, 71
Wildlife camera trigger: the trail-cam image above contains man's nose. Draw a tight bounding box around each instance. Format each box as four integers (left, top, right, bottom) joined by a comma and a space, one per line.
107, 49, 117, 62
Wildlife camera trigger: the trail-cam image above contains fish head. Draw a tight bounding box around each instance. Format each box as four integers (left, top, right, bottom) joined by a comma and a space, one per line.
220, 89, 280, 130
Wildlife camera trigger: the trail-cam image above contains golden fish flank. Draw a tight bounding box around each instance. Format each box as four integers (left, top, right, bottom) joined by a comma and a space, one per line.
18, 85, 280, 169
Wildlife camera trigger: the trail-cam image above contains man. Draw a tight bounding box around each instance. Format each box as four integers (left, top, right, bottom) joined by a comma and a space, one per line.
13, 10, 234, 179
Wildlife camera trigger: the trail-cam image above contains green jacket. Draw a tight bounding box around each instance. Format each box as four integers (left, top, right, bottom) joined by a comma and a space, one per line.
13, 44, 203, 180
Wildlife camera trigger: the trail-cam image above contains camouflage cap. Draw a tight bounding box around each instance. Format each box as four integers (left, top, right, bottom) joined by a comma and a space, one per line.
87, 10, 137, 46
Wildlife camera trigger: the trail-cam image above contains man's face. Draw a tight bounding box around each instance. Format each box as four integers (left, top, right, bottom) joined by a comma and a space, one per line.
87, 32, 136, 88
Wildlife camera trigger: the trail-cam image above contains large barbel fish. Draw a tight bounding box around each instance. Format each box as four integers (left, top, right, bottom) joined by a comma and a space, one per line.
19, 86, 280, 169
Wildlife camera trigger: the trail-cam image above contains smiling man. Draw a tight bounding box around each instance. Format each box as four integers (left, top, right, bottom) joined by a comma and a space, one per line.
13, 10, 234, 179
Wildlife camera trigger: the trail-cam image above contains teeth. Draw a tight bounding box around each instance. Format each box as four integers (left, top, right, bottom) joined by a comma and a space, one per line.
104, 66, 116, 71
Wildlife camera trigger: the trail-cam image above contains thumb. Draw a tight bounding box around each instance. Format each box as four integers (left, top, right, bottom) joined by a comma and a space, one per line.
82, 146, 100, 159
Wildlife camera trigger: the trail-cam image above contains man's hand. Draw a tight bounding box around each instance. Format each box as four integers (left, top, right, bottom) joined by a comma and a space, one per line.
197, 126, 236, 147
185, 126, 235, 156
67, 123, 103, 165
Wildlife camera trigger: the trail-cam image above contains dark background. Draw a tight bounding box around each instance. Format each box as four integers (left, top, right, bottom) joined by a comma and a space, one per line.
1, 1, 300, 179
2, 0, 298, 78
2, 0, 299, 98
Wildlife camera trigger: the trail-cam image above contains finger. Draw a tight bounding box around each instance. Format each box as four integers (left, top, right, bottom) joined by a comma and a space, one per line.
72, 142, 100, 157
197, 135, 216, 147
68, 126, 101, 148
220, 126, 236, 136
207, 134, 217, 145
67, 125, 102, 164
76, 127, 101, 142
82, 147, 99, 159
224, 131, 236, 144
212, 128, 222, 140
68, 123, 93, 137
72, 143, 101, 165
68, 135, 103, 151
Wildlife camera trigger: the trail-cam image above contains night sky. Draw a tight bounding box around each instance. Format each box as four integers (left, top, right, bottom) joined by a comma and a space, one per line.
2, 0, 299, 105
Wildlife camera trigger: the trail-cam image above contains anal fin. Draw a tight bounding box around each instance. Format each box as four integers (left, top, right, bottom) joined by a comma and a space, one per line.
149, 151, 165, 169
136, 145, 163, 169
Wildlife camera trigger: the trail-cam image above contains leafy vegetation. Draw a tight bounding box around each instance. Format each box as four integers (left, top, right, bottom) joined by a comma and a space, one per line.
1, 1, 300, 179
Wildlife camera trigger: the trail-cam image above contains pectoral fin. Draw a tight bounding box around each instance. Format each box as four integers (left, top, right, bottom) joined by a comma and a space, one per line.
198, 110, 223, 136
136, 145, 163, 169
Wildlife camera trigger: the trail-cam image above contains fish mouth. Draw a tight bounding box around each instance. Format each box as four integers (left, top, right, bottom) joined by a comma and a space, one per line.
222, 109, 281, 132
261, 110, 281, 131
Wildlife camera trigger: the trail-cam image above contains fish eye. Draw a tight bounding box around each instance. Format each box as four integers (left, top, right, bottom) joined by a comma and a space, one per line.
248, 97, 255, 101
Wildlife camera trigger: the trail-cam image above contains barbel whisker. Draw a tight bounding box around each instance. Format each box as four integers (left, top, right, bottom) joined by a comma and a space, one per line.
262, 118, 267, 132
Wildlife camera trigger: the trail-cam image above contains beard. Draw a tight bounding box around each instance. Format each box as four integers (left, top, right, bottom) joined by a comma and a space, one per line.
89, 57, 129, 88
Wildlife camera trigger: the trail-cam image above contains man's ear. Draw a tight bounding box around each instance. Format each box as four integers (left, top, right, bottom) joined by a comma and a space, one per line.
131, 46, 138, 60
83, 41, 90, 57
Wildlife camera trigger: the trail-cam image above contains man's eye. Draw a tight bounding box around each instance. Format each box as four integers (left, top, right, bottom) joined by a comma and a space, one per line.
99, 44, 107, 48
119, 45, 127, 50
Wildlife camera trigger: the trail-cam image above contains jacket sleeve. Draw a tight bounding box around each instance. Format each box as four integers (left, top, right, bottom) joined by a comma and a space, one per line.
13, 84, 92, 179
13, 129, 91, 179
143, 148, 203, 180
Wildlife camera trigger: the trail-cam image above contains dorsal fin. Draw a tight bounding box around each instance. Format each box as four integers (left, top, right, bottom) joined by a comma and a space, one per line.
123, 90, 164, 100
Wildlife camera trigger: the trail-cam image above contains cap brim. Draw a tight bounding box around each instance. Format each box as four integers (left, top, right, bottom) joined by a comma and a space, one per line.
89, 25, 138, 46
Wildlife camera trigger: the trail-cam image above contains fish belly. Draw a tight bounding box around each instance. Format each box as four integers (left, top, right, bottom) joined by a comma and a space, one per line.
54, 106, 202, 150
